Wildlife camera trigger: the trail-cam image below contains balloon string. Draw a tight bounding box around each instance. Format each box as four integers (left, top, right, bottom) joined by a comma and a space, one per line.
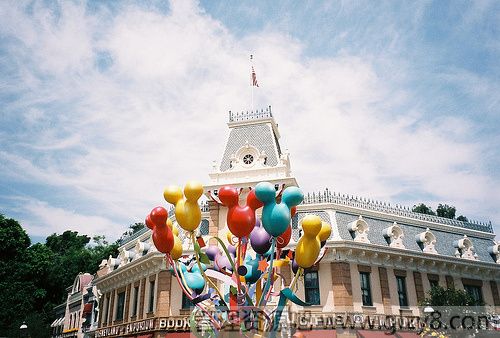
258, 237, 276, 306
289, 267, 303, 292
236, 238, 242, 295
190, 232, 226, 305
167, 254, 221, 330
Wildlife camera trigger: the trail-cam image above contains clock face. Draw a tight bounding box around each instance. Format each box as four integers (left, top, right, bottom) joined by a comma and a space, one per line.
243, 154, 254, 165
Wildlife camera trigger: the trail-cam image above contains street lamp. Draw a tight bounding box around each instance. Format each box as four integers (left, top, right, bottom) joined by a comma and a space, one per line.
19, 321, 28, 338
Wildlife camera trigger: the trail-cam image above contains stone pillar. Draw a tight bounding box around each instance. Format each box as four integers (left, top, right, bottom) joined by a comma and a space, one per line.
156, 270, 172, 316
124, 284, 131, 320
378, 267, 391, 314
445, 275, 454, 289
413, 271, 425, 303
139, 277, 146, 319
208, 200, 220, 245
331, 262, 353, 311
490, 281, 500, 307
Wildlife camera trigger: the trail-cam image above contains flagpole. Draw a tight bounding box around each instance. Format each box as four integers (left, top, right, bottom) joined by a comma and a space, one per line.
250, 54, 254, 111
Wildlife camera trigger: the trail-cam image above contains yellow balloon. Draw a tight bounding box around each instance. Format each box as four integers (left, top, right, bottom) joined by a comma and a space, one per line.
164, 181, 203, 232
170, 235, 183, 260
317, 221, 332, 242
164, 185, 183, 204
295, 215, 322, 268
166, 219, 179, 236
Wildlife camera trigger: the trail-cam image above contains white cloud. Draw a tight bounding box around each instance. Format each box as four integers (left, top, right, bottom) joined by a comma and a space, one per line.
0, 0, 498, 240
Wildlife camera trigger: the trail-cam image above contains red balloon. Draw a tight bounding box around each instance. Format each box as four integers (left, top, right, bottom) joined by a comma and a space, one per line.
220, 187, 263, 238
152, 221, 174, 254
276, 224, 292, 249
247, 189, 264, 210
218, 186, 239, 207
291, 206, 297, 218
150, 206, 168, 227
145, 214, 154, 230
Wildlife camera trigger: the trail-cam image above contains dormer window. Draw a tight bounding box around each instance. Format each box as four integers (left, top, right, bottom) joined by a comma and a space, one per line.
453, 235, 477, 260
383, 222, 405, 249
488, 242, 500, 264
348, 216, 370, 243
415, 228, 437, 254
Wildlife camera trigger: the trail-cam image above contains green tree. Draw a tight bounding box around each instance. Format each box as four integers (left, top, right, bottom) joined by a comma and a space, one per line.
119, 222, 146, 242
412, 203, 436, 215
456, 215, 468, 222
436, 204, 456, 219
421, 285, 483, 307
0, 214, 120, 338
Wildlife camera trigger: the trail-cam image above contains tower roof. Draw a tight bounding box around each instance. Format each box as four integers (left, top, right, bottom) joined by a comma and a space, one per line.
207, 106, 297, 189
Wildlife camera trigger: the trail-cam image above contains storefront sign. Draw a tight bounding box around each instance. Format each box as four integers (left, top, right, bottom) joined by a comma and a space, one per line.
95, 319, 155, 337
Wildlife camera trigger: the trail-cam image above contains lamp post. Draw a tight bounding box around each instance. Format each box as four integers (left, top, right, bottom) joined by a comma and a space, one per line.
19, 321, 28, 338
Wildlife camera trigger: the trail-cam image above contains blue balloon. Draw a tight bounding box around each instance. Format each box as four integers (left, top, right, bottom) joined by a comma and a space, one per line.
255, 182, 303, 237
180, 263, 206, 295
244, 256, 262, 284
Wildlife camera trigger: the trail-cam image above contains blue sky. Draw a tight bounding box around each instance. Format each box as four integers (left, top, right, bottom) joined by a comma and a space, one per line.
0, 0, 499, 242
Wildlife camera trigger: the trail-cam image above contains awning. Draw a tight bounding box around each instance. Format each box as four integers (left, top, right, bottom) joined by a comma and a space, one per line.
295, 330, 337, 337
164, 334, 191, 338
82, 302, 93, 314
51, 318, 64, 327
137, 335, 153, 338
356, 330, 395, 337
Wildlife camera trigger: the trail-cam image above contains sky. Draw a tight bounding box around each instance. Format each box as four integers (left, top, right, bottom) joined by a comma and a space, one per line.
0, 0, 499, 243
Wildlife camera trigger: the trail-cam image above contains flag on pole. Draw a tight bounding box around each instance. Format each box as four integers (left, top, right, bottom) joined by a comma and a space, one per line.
251, 66, 259, 87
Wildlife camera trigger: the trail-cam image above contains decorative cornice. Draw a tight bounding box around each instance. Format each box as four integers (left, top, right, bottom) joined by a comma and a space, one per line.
324, 241, 500, 279
302, 189, 493, 234
297, 202, 495, 240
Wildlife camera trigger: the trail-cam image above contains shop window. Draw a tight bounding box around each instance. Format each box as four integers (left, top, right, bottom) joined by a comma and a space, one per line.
182, 293, 193, 309
360, 272, 373, 306
131, 286, 139, 317
148, 280, 155, 313
396, 276, 408, 307
464, 284, 483, 304
304, 271, 320, 305
116, 292, 125, 320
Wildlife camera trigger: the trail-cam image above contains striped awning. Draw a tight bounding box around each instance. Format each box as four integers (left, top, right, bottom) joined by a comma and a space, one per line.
50, 317, 64, 327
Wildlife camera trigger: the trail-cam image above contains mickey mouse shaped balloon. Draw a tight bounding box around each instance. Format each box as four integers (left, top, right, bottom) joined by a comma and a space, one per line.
295, 215, 322, 268
255, 182, 303, 237
218, 186, 263, 238
163, 181, 204, 232
148, 206, 174, 254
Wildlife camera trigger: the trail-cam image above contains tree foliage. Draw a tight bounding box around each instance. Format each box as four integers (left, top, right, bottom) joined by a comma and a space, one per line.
413, 203, 469, 222
0, 214, 119, 338
421, 285, 483, 307
412, 203, 436, 215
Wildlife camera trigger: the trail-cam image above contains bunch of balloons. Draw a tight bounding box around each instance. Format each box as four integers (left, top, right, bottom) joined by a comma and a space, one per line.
146, 181, 331, 337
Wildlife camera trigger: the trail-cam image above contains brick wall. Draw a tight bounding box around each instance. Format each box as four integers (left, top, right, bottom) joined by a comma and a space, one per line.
331, 262, 352, 309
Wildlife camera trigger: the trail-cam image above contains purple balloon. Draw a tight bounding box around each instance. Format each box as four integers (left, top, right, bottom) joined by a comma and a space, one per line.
250, 219, 272, 254
292, 259, 299, 274
215, 255, 233, 272
205, 245, 220, 261
227, 244, 237, 257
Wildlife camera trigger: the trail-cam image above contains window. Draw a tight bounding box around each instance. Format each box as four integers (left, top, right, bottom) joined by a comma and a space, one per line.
116, 292, 125, 320
243, 154, 254, 165
360, 272, 372, 306
131, 286, 139, 317
429, 279, 439, 289
304, 271, 320, 305
464, 285, 483, 304
396, 276, 408, 307
182, 293, 193, 309
148, 280, 155, 313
